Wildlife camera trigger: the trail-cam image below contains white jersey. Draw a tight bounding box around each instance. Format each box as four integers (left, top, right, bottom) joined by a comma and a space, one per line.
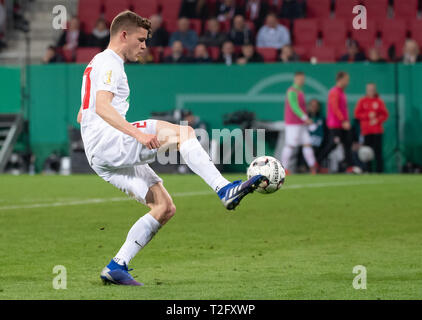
80, 48, 130, 164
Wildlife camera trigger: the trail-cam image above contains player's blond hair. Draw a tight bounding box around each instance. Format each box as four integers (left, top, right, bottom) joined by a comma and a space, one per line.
110, 10, 151, 37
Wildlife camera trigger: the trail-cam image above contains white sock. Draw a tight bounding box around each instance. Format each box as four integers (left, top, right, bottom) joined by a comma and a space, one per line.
179, 138, 230, 192
113, 213, 161, 266
302, 146, 316, 168
281, 145, 294, 170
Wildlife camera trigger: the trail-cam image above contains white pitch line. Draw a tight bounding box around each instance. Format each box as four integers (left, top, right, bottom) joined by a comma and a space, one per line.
0, 180, 383, 211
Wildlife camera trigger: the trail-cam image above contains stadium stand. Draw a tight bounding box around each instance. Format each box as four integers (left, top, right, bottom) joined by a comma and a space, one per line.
48, 0, 422, 65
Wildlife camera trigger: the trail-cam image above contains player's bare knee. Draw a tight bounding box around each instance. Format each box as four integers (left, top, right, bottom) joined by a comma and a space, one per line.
156, 201, 176, 220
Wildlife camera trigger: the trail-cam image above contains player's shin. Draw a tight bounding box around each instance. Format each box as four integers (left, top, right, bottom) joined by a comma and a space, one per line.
113, 213, 161, 266
179, 138, 230, 193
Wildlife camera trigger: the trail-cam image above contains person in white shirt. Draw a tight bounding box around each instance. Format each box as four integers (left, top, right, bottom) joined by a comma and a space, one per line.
256, 12, 291, 49
77, 10, 266, 286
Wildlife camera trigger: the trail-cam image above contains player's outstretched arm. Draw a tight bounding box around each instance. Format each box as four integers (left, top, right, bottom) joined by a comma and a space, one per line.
95, 90, 160, 149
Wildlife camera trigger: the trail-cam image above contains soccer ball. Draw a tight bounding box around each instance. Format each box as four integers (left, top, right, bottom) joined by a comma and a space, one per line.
247, 156, 286, 194
358, 146, 375, 163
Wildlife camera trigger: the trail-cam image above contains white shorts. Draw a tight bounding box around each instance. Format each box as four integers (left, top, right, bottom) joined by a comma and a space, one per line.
285, 124, 312, 147
90, 119, 163, 205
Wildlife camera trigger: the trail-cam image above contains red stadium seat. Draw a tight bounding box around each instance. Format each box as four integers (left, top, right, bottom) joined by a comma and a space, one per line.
380, 19, 408, 49
309, 46, 337, 62
306, 0, 331, 19
190, 19, 202, 36
256, 48, 278, 62
132, 0, 159, 18
219, 20, 231, 33
160, 0, 182, 21
293, 19, 319, 47
245, 20, 256, 36
148, 47, 162, 63
76, 47, 101, 63
164, 18, 179, 33
335, 0, 361, 22
60, 48, 75, 62
394, 0, 419, 19
322, 19, 347, 46
351, 20, 377, 51
207, 46, 220, 61
103, 0, 131, 23
363, 0, 389, 25
293, 45, 311, 61
410, 19, 422, 47
78, 0, 102, 33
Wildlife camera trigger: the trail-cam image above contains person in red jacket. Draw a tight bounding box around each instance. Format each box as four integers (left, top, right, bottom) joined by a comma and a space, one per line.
354, 83, 389, 172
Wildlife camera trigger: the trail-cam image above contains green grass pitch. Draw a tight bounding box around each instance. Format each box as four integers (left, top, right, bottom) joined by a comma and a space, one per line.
0, 174, 421, 299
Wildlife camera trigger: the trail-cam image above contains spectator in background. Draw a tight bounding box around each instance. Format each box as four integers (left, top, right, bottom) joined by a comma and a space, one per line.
229, 15, 253, 46
242, 0, 270, 30
42, 45, 65, 63
278, 44, 299, 62
199, 18, 227, 47
316, 71, 355, 173
169, 17, 198, 52
279, 0, 305, 20
236, 43, 264, 64
367, 47, 386, 63
256, 13, 291, 49
307, 99, 326, 160
57, 16, 87, 51
217, 40, 238, 65
148, 15, 169, 48
399, 39, 422, 64
216, 0, 236, 22
339, 40, 366, 62
354, 83, 389, 172
193, 43, 213, 63
87, 18, 109, 50
179, 0, 208, 19
163, 40, 191, 63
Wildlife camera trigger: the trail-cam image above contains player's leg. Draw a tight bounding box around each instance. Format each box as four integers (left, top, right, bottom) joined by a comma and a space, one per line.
99, 165, 173, 286
112, 182, 175, 268
316, 129, 339, 166
156, 120, 230, 192
155, 120, 267, 210
300, 126, 317, 174
281, 124, 299, 172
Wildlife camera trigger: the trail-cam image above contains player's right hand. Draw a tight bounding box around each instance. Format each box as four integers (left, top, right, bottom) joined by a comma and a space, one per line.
305, 118, 313, 125
138, 133, 161, 150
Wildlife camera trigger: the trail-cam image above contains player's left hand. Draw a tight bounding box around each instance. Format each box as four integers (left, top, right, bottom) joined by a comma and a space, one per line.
137, 133, 161, 150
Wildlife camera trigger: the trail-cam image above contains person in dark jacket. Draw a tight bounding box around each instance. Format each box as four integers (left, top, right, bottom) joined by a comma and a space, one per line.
57, 16, 87, 50
339, 40, 366, 62
199, 18, 227, 47
228, 14, 253, 46
163, 40, 192, 63
217, 40, 238, 65
236, 44, 264, 64
87, 18, 110, 49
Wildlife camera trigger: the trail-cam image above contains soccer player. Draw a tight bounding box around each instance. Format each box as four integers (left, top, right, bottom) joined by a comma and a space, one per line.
316, 71, 355, 173
76, 11, 266, 286
354, 83, 389, 172
281, 72, 317, 174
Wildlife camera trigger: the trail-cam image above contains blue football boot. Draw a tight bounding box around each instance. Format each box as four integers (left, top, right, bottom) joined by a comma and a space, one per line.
218, 174, 268, 210
100, 259, 143, 286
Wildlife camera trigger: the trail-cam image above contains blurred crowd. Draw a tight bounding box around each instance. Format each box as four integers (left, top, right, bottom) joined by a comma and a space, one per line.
43, 0, 422, 65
